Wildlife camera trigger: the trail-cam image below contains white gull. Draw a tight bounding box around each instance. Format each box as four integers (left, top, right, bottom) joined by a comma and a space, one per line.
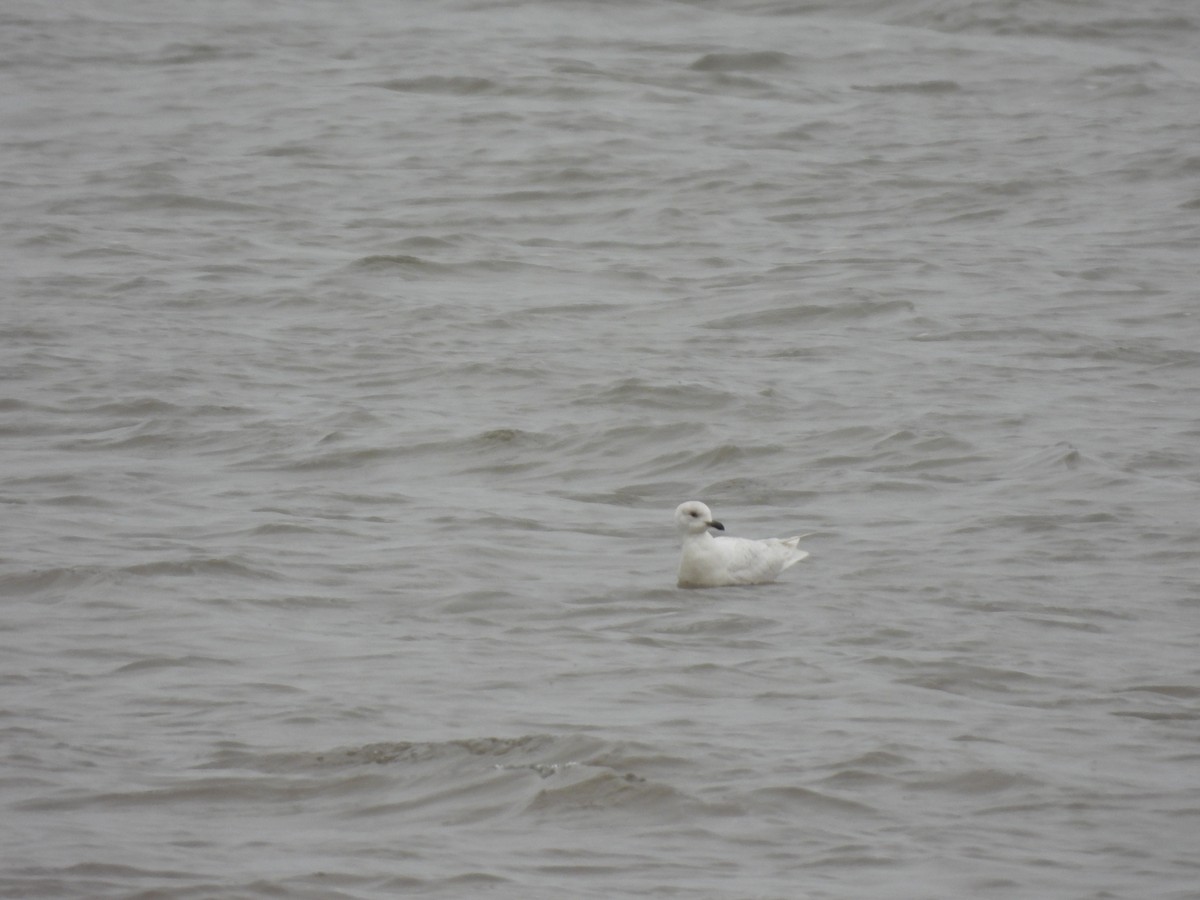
675, 500, 809, 589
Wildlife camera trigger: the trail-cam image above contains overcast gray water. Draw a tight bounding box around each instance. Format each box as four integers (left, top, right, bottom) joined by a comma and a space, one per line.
3, 1, 1200, 898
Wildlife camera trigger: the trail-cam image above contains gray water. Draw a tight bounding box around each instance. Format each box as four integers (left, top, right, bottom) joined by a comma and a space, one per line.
3, 1, 1199, 897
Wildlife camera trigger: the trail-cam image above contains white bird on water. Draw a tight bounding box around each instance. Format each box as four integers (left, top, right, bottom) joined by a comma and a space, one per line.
675, 500, 809, 588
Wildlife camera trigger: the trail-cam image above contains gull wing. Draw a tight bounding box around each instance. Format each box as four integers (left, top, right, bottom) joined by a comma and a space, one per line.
713, 536, 808, 584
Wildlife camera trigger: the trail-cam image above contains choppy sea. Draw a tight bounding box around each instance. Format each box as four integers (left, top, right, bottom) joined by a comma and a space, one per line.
3, 1, 1199, 897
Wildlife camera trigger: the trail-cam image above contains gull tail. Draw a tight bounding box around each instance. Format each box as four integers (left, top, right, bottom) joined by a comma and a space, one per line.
779, 535, 810, 569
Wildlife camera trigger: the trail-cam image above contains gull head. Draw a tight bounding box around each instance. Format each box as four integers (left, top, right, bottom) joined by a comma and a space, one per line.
675, 500, 725, 536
